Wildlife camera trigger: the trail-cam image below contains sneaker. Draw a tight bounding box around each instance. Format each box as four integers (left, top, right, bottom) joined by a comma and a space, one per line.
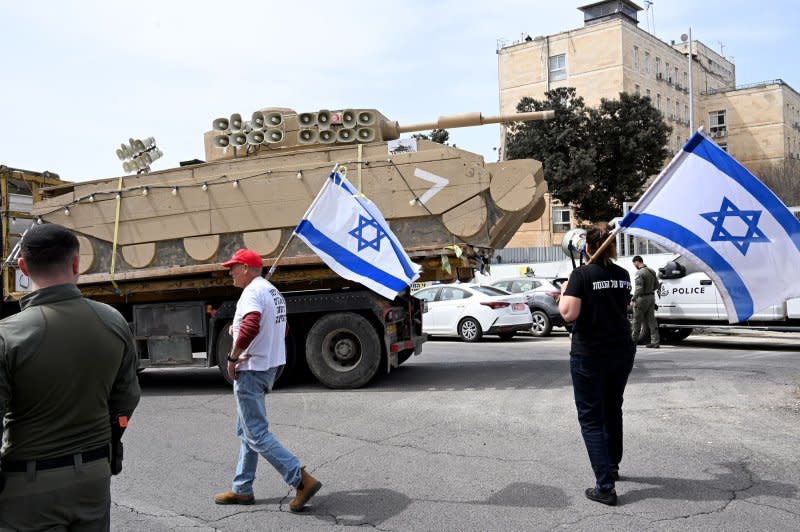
585, 487, 617, 506
646, 343, 660, 348
214, 490, 255, 505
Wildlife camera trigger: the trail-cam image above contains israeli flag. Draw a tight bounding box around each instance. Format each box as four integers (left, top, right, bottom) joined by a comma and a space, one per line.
619, 131, 800, 323
295, 170, 421, 300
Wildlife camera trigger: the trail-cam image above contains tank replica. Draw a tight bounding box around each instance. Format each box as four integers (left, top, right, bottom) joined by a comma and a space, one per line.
31, 107, 553, 302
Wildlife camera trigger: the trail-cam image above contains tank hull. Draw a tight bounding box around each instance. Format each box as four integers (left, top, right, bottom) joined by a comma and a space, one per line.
33, 139, 546, 294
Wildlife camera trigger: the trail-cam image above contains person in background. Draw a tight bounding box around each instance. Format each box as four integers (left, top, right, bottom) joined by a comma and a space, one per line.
214, 248, 322, 512
558, 223, 636, 506
631, 255, 661, 348
0, 223, 140, 530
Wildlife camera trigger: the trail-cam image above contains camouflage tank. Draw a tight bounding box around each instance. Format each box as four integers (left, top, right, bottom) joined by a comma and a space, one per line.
31, 107, 552, 301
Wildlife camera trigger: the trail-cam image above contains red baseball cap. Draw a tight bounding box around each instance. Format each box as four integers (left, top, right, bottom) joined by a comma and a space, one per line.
222, 248, 263, 268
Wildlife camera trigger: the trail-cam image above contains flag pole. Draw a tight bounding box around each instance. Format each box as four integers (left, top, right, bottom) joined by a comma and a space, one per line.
265, 164, 339, 279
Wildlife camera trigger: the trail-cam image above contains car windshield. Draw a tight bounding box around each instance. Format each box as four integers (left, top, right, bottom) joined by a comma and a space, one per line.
473, 285, 510, 296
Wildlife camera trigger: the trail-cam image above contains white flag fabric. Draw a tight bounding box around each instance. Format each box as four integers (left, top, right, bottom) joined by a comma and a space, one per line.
295, 171, 421, 300
619, 131, 800, 323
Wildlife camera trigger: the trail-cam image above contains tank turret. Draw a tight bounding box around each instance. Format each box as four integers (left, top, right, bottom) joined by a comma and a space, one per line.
204, 107, 553, 162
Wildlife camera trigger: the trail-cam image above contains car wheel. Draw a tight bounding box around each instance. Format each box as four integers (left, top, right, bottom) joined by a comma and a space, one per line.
458, 317, 483, 342
530, 310, 552, 337
659, 327, 693, 344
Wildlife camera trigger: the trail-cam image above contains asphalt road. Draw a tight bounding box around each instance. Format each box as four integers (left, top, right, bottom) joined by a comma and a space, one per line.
111, 331, 800, 531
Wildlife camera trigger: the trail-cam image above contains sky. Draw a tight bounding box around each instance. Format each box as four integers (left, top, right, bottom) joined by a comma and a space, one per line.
1, 1, 798, 182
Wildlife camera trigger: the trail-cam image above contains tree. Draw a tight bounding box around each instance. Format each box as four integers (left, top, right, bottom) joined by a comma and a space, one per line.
585, 92, 672, 222
412, 128, 450, 145
505, 87, 671, 223
754, 157, 800, 207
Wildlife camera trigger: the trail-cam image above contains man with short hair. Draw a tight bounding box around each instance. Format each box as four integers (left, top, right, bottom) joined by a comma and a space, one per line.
0, 223, 140, 530
214, 248, 321, 512
631, 255, 660, 348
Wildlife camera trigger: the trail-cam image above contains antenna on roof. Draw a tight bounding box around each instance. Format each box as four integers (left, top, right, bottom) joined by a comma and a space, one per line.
644, 0, 655, 36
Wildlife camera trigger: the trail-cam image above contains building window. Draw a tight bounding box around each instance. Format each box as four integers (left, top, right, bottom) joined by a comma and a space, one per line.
657, 93, 661, 110
645, 52, 651, 74
655, 57, 661, 79
552, 206, 571, 233
675, 67, 679, 85
684, 71, 688, 86
549, 54, 567, 81
635, 84, 640, 94
709, 110, 726, 134
633, 46, 639, 69
718, 142, 728, 152
666, 61, 671, 82
646, 88, 651, 99
684, 104, 689, 122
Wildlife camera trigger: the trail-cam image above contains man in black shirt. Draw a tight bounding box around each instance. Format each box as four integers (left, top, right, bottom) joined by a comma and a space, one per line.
560, 223, 635, 506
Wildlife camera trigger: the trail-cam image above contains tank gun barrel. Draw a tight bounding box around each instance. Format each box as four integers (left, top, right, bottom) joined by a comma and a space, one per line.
393, 109, 555, 135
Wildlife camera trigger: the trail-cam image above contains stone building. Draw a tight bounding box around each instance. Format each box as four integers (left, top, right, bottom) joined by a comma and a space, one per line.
496, 0, 800, 249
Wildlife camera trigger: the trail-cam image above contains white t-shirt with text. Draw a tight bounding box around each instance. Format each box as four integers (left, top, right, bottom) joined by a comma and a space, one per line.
232, 277, 287, 371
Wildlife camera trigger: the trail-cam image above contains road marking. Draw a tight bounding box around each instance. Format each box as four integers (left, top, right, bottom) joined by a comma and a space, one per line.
414, 168, 449, 205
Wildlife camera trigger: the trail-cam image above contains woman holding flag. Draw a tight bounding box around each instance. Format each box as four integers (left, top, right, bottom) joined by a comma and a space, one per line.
558, 222, 636, 506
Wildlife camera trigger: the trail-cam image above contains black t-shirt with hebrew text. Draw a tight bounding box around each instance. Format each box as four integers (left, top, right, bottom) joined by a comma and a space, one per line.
563, 262, 635, 357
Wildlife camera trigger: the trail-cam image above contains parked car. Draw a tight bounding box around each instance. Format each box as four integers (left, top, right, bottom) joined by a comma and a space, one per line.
489, 277, 564, 337
412, 284, 532, 342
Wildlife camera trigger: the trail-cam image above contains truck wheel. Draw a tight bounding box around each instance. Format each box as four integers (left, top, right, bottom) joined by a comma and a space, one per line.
660, 327, 693, 344
530, 310, 552, 337
273, 331, 297, 388
215, 321, 234, 385
305, 313, 381, 389
458, 317, 483, 342
216, 320, 289, 386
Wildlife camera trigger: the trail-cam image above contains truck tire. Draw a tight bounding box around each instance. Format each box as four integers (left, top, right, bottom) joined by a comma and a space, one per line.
273, 331, 297, 388
216, 321, 234, 385
215, 320, 288, 386
305, 313, 381, 389
660, 327, 693, 344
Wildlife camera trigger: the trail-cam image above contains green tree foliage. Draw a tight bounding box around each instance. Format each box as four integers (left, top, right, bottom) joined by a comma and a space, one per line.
412, 128, 450, 145
505, 87, 671, 223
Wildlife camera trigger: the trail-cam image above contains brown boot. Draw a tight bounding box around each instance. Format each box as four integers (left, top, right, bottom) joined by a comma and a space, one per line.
214, 490, 255, 505
289, 467, 322, 512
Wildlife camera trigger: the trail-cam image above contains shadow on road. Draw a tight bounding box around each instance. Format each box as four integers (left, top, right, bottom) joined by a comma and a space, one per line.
297, 482, 569, 527
621, 461, 798, 505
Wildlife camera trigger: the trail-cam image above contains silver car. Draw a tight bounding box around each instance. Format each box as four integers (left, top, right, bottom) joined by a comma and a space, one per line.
489, 277, 564, 337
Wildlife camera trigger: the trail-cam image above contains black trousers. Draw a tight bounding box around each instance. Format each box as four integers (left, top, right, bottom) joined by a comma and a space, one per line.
570, 353, 635, 491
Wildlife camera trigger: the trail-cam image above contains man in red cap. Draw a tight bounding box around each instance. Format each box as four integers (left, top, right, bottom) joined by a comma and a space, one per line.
214, 248, 321, 512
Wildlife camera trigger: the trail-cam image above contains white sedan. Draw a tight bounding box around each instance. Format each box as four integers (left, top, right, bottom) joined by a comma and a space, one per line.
412, 284, 533, 342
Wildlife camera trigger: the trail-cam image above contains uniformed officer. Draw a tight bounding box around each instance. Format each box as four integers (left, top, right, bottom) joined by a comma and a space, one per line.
0, 223, 140, 531
631, 255, 660, 348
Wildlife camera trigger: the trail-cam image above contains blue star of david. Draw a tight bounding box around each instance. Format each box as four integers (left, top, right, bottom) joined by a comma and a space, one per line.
348, 214, 387, 252
700, 197, 770, 255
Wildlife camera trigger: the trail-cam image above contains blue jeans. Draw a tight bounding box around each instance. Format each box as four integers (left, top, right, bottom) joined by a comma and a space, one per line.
570, 353, 635, 492
232, 368, 301, 495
